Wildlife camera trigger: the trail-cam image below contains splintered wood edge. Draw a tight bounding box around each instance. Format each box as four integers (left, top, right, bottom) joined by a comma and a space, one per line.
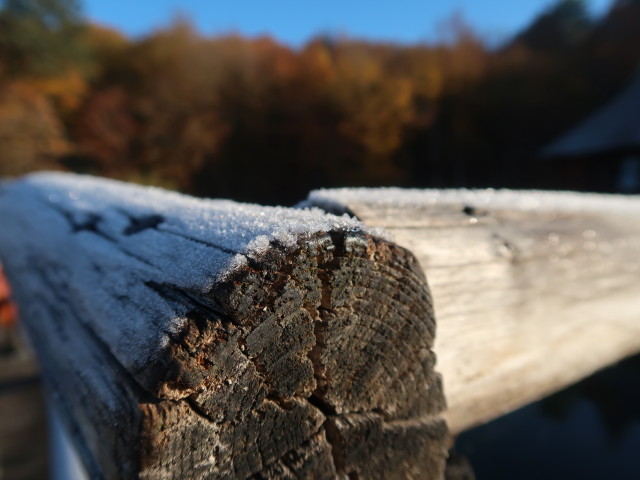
0, 175, 450, 478
134, 231, 449, 479
5, 229, 449, 479
303, 188, 640, 435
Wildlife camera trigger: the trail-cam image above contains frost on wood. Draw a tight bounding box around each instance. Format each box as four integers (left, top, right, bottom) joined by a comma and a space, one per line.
0, 173, 448, 479
302, 187, 640, 434
303, 187, 640, 218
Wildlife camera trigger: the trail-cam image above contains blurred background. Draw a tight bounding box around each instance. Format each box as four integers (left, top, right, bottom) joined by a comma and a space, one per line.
2, 0, 640, 205
1, 1, 640, 479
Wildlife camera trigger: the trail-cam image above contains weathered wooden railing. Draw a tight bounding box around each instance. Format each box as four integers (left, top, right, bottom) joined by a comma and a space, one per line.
0, 173, 448, 479
302, 188, 640, 433
1, 173, 639, 479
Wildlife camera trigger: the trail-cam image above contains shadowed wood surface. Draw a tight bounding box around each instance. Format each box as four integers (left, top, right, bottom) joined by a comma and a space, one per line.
304, 188, 640, 434
0, 174, 448, 479
0, 327, 48, 480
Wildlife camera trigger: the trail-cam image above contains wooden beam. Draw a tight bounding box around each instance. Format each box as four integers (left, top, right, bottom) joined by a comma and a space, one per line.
303, 188, 640, 434
0, 174, 448, 479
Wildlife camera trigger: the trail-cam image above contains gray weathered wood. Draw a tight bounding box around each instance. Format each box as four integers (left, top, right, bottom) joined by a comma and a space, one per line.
0, 173, 448, 479
303, 188, 640, 434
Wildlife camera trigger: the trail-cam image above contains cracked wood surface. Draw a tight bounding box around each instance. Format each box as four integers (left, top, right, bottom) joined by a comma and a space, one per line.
303, 188, 640, 434
0, 174, 448, 479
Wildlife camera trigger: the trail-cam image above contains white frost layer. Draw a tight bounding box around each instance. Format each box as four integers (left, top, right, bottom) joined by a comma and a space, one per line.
0, 172, 376, 388
13, 172, 373, 282
307, 187, 640, 217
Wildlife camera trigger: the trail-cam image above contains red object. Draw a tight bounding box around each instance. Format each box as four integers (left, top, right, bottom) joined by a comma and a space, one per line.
0, 267, 10, 298
0, 266, 17, 327
0, 302, 17, 327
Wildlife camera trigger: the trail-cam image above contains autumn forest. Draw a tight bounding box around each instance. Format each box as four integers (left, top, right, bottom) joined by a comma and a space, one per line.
2, 0, 640, 204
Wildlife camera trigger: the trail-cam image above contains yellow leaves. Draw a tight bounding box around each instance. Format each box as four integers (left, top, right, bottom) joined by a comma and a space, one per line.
254, 37, 298, 83
300, 41, 335, 85
329, 44, 418, 158
0, 82, 69, 176
0, 18, 496, 196
402, 48, 445, 101
83, 23, 128, 53
337, 75, 415, 157
26, 67, 88, 112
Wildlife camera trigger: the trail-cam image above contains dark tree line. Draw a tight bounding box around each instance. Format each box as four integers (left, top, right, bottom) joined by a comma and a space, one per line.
1, 0, 640, 204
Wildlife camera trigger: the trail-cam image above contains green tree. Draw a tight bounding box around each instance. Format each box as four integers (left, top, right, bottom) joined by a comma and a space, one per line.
514, 0, 592, 52
0, 0, 88, 77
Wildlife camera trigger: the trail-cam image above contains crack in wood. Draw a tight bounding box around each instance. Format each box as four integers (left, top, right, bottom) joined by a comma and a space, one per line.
1, 177, 449, 479
123, 214, 165, 235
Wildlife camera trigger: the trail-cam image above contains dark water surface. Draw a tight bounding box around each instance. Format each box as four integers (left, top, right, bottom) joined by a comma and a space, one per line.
456, 354, 640, 479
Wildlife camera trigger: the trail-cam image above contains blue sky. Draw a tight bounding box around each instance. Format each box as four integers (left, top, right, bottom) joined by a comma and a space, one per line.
83, 0, 615, 47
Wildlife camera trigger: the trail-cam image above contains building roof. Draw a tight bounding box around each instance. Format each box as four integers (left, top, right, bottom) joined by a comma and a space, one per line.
542, 72, 640, 158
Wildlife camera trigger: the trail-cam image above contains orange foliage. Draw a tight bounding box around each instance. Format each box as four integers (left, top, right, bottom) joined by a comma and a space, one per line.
73, 86, 136, 171
27, 68, 89, 113
330, 43, 416, 161
2, 2, 640, 201
0, 82, 69, 177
